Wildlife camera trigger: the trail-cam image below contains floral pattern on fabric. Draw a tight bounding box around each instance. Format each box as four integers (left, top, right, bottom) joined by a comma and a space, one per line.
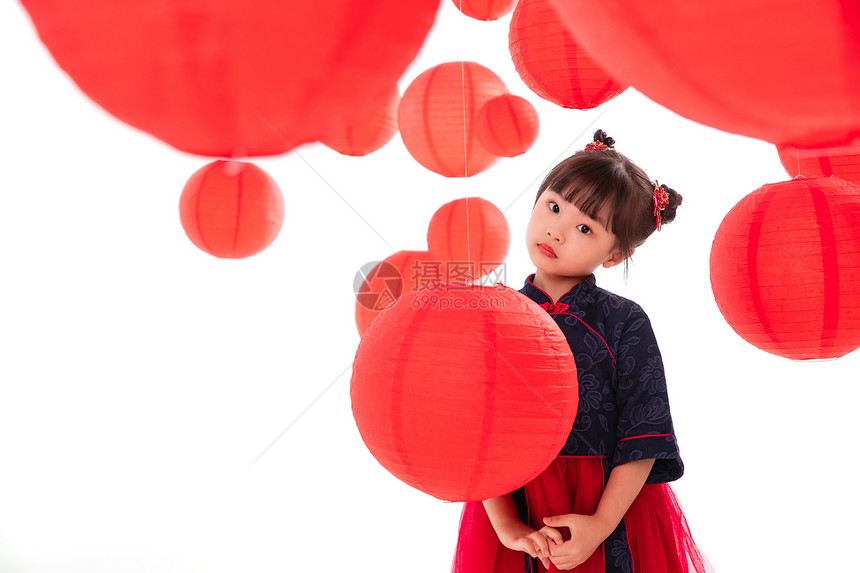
519, 273, 683, 484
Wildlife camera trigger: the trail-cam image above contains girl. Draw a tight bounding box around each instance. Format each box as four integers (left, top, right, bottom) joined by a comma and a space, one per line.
452, 131, 711, 573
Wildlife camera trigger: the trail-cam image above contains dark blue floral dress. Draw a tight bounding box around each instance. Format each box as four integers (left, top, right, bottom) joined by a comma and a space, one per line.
518, 273, 683, 484
452, 274, 709, 573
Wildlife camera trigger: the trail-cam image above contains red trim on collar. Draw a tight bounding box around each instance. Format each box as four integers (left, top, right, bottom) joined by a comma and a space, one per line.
526, 273, 580, 305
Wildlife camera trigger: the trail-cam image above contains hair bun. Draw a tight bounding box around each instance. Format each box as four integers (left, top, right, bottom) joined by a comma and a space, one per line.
659, 183, 682, 225
593, 129, 616, 149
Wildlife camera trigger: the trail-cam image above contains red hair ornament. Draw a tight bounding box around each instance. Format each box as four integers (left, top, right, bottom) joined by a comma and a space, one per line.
653, 182, 670, 231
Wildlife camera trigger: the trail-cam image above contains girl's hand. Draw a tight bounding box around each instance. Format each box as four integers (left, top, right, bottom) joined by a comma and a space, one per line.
495, 520, 560, 569
542, 513, 613, 571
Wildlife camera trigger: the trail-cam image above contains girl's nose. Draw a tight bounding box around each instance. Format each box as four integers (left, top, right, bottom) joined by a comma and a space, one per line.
546, 226, 562, 242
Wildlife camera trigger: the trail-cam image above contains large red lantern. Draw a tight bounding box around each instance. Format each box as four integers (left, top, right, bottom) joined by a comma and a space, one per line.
179, 160, 284, 258
399, 62, 508, 177
451, 0, 517, 20
320, 87, 400, 157
509, 0, 627, 109
355, 250, 434, 337
548, 0, 860, 147
710, 177, 860, 360
778, 145, 860, 186
21, 0, 440, 157
476, 95, 540, 158
426, 197, 511, 281
351, 283, 578, 501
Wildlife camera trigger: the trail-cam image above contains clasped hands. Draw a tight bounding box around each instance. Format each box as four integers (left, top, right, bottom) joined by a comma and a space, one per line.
500, 513, 611, 571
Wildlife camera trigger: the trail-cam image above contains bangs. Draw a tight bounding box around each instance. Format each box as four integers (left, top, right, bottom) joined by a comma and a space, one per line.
533, 140, 662, 274
559, 179, 618, 232
537, 152, 623, 233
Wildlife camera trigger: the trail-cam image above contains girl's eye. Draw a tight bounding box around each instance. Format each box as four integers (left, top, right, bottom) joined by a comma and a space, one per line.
549, 201, 560, 214
576, 224, 592, 235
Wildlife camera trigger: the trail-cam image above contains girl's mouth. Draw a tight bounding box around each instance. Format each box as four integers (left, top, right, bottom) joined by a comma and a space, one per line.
538, 243, 557, 258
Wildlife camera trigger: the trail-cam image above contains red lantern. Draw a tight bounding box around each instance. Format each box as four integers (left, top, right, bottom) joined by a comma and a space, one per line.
351, 283, 578, 501
355, 250, 434, 337
451, 0, 517, 20
476, 95, 540, 157
21, 0, 440, 157
778, 145, 860, 186
399, 62, 508, 177
509, 0, 627, 109
320, 87, 400, 156
548, 0, 860, 147
426, 197, 511, 281
179, 160, 284, 258
710, 177, 860, 360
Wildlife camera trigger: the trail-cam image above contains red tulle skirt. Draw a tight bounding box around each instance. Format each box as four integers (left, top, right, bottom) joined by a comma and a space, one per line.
451, 457, 712, 573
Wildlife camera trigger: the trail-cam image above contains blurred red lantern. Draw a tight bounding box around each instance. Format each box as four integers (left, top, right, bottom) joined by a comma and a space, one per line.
179, 160, 284, 258
549, 0, 860, 147
509, 0, 627, 109
778, 145, 860, 186
355, 250, 434, 337
399, 62, 508, 177
351, 283, 578, 501
320, 87, 400, 156
21, 0, 439, 157
427, 197, 511, 281
451, 0, 517, 20
476, 94, 540, 157
710, 177, 860, 360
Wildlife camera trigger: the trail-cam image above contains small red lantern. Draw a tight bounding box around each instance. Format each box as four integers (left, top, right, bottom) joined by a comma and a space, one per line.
476, 95, 540, 157
710, 177, 860, 360
351, 283, 578, 501
549, 0, 860, 147
399, 62, 508, 177
179, 160, 284, 258
21, 0, 440, 156
509, 0, 627, 109
320, 87, 400, 156
451, 0, 517, 21
355, 250, 433, 337
426, 197, 511, 281
778, 145, 860, 186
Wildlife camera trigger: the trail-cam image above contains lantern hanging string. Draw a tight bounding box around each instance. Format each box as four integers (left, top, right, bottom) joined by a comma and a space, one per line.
460, 58, 474, 286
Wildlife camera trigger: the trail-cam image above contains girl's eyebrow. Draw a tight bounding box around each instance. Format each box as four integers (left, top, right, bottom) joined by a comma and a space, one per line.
545, 189, 610, 232
573, 204, 610, 233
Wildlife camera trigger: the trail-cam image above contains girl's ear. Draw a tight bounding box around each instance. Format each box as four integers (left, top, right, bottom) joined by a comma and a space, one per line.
602, 247, 633, 269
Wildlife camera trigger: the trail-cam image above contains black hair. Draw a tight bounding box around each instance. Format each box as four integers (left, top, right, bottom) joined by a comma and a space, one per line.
534, 129, 682, 271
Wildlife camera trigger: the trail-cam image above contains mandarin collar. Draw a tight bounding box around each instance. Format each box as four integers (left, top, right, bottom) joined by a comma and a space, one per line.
521, 273, 597, 309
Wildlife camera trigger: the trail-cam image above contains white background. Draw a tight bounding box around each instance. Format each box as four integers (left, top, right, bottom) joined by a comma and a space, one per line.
2, 2, 858, 572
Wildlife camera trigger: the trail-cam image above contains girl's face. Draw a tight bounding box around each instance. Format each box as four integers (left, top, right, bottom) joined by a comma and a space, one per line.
526, 189, 626, 284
